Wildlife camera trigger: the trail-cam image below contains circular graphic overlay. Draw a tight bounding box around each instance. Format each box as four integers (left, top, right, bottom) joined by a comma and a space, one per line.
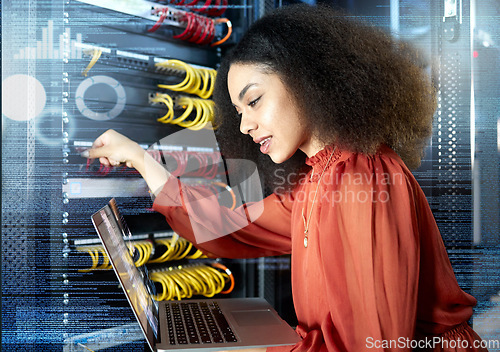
2, 74, 47, 121
75, 75, 126, 121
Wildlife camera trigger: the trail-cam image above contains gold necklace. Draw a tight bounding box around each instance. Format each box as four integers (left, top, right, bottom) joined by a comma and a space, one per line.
301, 146, 337, 248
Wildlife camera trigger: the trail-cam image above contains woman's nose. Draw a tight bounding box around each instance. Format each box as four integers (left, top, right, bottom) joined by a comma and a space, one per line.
239, 112, 258, 135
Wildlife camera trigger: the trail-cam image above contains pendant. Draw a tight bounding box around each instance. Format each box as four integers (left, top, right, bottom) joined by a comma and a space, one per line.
304, 235, 308, 248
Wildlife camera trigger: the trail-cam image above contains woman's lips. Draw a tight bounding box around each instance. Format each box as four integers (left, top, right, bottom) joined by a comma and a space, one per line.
259, 137, 272, 154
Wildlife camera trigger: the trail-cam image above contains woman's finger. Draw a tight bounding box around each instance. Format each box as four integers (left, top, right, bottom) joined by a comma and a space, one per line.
99, 157, 111, 166
86, 145, 115, 160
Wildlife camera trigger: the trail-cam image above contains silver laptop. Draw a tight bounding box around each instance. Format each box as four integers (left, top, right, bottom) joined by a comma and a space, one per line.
91, 199, 300, 352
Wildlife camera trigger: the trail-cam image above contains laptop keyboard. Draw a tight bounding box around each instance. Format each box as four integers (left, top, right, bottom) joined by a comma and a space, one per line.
165, 301, 238, 345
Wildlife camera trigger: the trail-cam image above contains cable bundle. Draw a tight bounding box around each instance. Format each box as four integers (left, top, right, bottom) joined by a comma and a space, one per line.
84, 149, 223, 179
149, 7, 231, 46
150, 263, 234, 301
76, 237, 206, 272
151, 93, 215, 130
156, 59, 216, 99
162, 0, 228, 16
77, 245, 112, 272
147, 150, 221, 179
149, 236, 206, 263
184, 151, 220, 178
129, 240, 155, 267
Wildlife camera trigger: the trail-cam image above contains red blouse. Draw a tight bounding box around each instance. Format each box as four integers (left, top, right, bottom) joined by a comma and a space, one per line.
152, 144, 487, 351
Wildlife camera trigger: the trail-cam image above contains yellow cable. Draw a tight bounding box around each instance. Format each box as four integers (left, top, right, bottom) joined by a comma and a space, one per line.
178, 98, 203, 128
192, 99, 211, 130
178, 239, 194, 259
96, 246, 112, 270
175, 268, 204, 294
191, 265, 216, 297
82, 48, 102, 77
150, 262, 232, 301
171, 237, 189, 260
168, 97, 193, 125
77, 342, 96, 352
198, 69, 210, 99
148, 238, 174, 263
131, 242, 144, 266
186, 266, 210, 297
77, 246, 99, 272
156, 59, 217, 99
134, 241, 153, 267
156, 60, 191, 90
186, 246, 206, 259
151, 275, 167, 301
206, 69, 216, 98
187, 99, 208, 131
169, 269, 192, 299
151, 271, 175, 301
200, 265, 225, 293
151, 94, 174, 123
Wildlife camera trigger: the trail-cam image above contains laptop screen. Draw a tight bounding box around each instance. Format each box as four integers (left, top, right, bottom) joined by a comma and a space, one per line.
92, 200, 158, 350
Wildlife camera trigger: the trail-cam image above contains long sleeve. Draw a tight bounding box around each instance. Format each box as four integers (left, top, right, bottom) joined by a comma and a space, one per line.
322, 153, 420, 350
152, 146, 484, 352
152, 176, 294, 258
280, 148, 421, 351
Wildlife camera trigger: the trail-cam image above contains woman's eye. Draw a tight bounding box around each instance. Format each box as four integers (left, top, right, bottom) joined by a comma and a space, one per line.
248, 97, 261, 107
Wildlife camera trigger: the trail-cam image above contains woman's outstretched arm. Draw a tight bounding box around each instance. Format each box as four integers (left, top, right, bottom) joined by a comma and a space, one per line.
82, 129, 170, 196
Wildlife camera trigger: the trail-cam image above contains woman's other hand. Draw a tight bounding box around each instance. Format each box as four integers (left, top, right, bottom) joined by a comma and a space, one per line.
82, 129, 145, 168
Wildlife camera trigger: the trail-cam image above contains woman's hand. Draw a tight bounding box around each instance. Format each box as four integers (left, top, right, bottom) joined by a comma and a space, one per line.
82, 129, 171, 195
82, 129, 145, 168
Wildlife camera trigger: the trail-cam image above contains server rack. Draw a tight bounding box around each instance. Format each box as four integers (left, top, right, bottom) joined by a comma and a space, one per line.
2, 1, 275, 351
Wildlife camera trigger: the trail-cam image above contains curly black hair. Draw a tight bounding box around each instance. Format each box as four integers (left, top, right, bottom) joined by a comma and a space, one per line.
213, 4, 436, 193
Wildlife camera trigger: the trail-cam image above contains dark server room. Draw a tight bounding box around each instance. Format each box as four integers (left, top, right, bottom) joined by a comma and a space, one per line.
2, 0, 499, 351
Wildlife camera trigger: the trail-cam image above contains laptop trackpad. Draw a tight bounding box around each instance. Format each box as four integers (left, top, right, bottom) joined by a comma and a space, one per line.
231, 310, 282, 326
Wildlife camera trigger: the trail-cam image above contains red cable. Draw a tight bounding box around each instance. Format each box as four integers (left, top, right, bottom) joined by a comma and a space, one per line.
198, 152, 209, 176
195, 16, 212, 44
173, 13, 192, 40
196, 152, 208, 177
201, 18, 215, 44
188, 15, 205, 43
173, 151, 188, 176
205, 152, 220, 179
194, 17, 210, 44
185, 0, 200, 6
205, 18, 215, 44
209, 0, 227, 17
204, 0, 219, 15
196, 18, 211, 44
194, 0, 212, 13
148, 8, 168, 33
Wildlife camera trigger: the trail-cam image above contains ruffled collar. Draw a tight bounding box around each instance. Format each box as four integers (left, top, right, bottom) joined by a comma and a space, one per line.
305, 144, 342, 182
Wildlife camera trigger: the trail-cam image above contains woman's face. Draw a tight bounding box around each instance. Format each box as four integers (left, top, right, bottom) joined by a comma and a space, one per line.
227, 63, 316, 163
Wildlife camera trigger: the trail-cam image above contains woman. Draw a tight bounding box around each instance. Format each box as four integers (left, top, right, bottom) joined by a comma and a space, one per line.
83, 4, 488, 351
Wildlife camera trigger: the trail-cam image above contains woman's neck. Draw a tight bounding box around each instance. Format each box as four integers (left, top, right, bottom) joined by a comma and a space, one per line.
300, 137, 327, 158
